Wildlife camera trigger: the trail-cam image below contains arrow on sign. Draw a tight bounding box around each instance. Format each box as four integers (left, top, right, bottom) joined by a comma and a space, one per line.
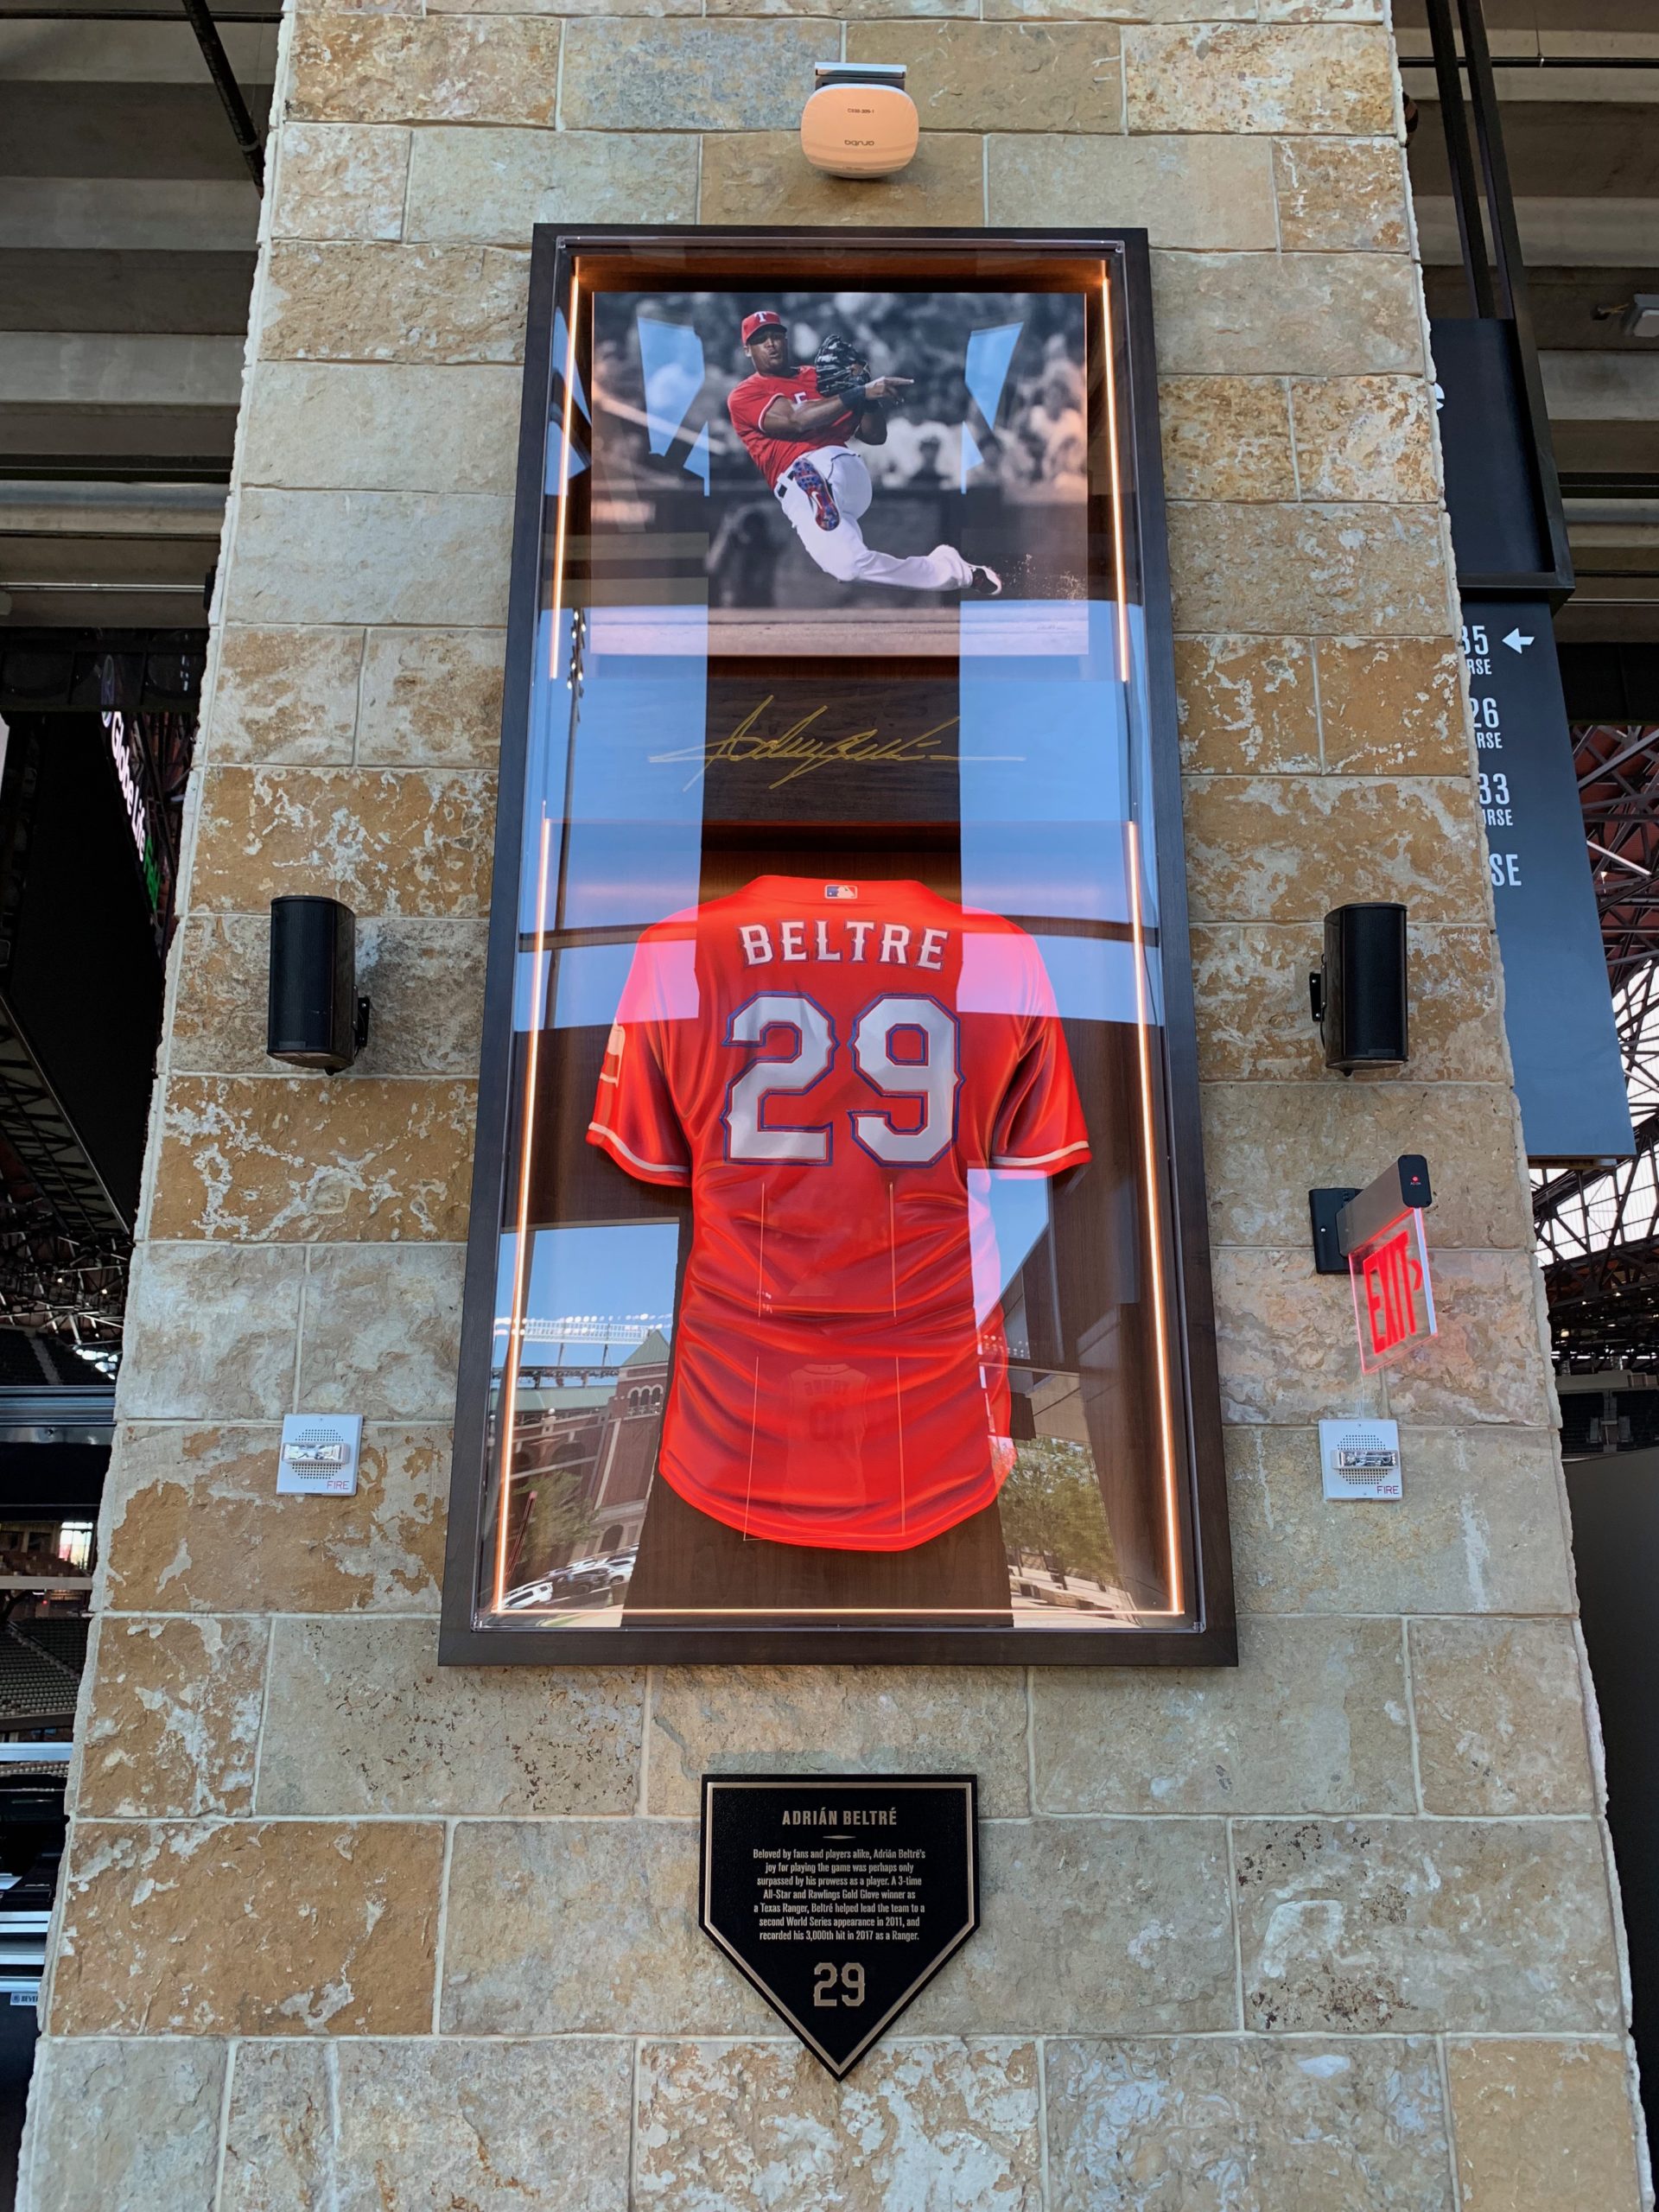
1503, 627, 1534, 653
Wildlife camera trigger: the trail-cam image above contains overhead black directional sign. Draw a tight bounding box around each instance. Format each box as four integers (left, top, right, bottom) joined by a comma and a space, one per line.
700, 1775, 978, 2078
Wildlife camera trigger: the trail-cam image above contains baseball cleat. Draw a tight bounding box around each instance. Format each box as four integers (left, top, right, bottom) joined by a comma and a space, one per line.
963, 564, 1002, 597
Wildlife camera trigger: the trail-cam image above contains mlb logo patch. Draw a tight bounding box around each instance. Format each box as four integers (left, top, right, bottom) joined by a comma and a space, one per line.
823, 883, 859, 901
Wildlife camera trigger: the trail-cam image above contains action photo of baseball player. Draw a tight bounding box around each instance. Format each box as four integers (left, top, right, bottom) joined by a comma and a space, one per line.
726, 308, 1001, 598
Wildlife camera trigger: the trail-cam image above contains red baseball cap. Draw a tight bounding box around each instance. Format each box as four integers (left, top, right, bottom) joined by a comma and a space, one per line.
741, 310, 784, 345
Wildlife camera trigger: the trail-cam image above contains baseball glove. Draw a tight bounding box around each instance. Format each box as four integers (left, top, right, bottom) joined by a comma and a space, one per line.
812, 332, 872, 397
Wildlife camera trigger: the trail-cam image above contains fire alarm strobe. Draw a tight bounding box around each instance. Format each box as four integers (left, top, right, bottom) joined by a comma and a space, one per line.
801, 63, 918, 180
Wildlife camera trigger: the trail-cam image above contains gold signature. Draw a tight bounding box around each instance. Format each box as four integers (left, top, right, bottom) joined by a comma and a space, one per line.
651, 699, 1020, 792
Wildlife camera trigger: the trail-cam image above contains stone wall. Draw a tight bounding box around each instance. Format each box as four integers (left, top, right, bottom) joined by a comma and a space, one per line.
19, 3, 1651, 2207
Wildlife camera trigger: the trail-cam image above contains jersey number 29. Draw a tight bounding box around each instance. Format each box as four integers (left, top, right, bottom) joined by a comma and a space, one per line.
723, 991, 959, 1167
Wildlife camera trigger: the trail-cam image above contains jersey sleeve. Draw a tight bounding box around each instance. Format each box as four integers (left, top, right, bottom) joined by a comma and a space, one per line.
726, 381, 761, 442
587, 936, 692, 1189
987, 938, 1092, 1175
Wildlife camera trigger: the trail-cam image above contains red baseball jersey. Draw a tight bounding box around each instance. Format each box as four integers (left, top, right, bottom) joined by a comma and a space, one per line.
587, 876, 1091, 1553
727, 366, 858, 490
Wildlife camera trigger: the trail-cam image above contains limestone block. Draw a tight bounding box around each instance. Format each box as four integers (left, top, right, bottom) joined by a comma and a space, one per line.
269, 122, 409, 242
50, 1820, 442, 2036
905, 1819, 1235, 2034
1192, 921, 1510, 1085
847, 23, 1122, 131
259, 241, 530, 366
1446, 2040, 1643, 2212
1211, 1247, 1386, 1424
716, 0, 975, 18
1409, 1618, 1596, 1816
701, 133, 984, 226
989, 136, 1275, 249
441, 1820, 772, 2033
189, 766, 495, 918
1160, 377, 1295, 502
988, 0, 1252, 17
1167, 502, 1452, 636
1174, 635, 1318, 774
1200, 1082, 1530, 1249
1227, 1423, 1576, 1618
78, 1617, 266, 1819
1292, 375, 1439, 504
257, 1617, 642, 1815
647, 1666, 1031, 1817
240, 362, 519, 493
170, 914, 489, 1077
226, 489, 512, 626
359, 627, 505, 766
101, 1421, 448, 1616
118, 1244, 304, 1420
404, 127, 698, 244
1151, 251, 1422, 375
561, 21, 833, 131
1032, 1617, 1412, 1815
1125, 22, 1395, 134
1262, 0, 1385, 17
220, 2039, 633, 2212
633, 2042, 1044, 2210
1382, 1249, 1554, 1428
1274, 137, 1410, 251
150, 1076, 475, 1243
1046, 2037, 1452, 2211
1234, 1817, 1620, 2033
207, 625, 362, 766
288, 17, 562, 127
1182, 774, 1488, 923
1315, 637, 1467, 775
298, 1244, 466, 1417
17, 2038, 226, 2212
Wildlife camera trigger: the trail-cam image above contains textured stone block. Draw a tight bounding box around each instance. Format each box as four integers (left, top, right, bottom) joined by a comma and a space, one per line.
1160, 377, 1295, 502
990, 136, 1275, 248
150, 1076, 475, 1243
298, 1244, 466, 1418
50, 1821, 442, 2036
226, 488, 511, 625
1211, 1247, 1386, 1424
220, 2039, 633, 2212
634, 2042, 1044, 2211
289, 17, 562, 126
1168, 502, 1452, 636
988, 0, 1252, 16
207, 625, 361, 766
257, 1617, 642, 1815
1292, 375, 1439, 504
1382, 1249, 1554, 1428
1032, 1616, 1412, 1815
442, 1820, 770, 2034
1126, 23, 1394, 134
404, 127, 698, 243
260, 241, 530, 366
190, 766, 495, 918
171, 913, 488, 1077
1183, 773, 1487, 924
1316, 637, 1466, 774
78, 1618, 266, 1820
358, 627, 505, 766
1274, 136, 1409, 251
561, 21, 832, 130
118, 1244, 304, 1420
1174, 635, 1318, 774
1262, 0, 1385, 17
1410, 1618, 1595, 1816
702, 132, 984, 226
648, 1666, 1030, 1817
906, 1820, 1235, 2034
1235, 1817, 1620, 2033
1446, 2040, 1643, 2212
101, 1421, 448, 1616
18, 2038, 226, 2212
847, 22, 1121, 131
1152, 251, 1422, 375
240, 362, 519, 493
1046, 2037, 1453, 2212
269, 121, 409, 243
1228, 1422, 1576, 1617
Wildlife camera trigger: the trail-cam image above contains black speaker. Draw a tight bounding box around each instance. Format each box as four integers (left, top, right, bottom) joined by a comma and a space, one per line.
267, 897, 368, 1071
1311, 903, 1408, 1072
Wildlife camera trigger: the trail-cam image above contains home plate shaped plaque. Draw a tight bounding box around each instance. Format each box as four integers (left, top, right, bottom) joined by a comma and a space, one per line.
700, 1775, 979, 2078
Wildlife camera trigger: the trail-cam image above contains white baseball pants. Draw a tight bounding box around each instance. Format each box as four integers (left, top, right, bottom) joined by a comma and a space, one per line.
775, 446, 976, 592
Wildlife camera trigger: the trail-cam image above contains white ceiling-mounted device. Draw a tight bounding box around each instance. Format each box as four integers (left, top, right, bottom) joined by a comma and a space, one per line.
801, 62, 918, 181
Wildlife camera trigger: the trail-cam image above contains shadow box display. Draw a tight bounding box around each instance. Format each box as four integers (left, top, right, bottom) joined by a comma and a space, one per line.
441, 226, 1233, 1664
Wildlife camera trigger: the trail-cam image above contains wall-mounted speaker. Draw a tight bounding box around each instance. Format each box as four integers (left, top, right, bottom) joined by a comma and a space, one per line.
1310, 903, 1408, 1073
267, 896, 370, 1072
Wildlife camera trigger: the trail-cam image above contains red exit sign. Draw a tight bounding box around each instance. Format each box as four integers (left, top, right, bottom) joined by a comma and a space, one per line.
1350, 1209, 1436, 1372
